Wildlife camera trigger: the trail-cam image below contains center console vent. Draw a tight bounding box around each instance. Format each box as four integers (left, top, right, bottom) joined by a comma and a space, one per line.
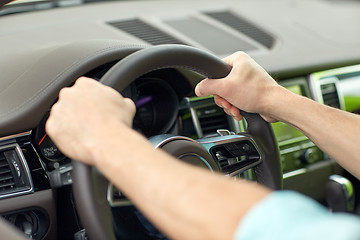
0, 152, 15, 191
180, 98, 236, 138
0, 144, 33, 199
198, 107, 229, 137
319, 78, 343, 109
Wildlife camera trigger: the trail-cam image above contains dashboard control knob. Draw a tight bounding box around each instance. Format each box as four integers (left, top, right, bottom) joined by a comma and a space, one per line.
300, 148, 316, 164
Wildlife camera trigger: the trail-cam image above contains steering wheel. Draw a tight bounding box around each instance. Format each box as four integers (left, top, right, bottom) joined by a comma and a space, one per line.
72, 44, 282, 240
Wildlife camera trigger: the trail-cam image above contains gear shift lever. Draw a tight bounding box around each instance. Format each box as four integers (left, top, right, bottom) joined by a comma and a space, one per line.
325, 175, 355, 213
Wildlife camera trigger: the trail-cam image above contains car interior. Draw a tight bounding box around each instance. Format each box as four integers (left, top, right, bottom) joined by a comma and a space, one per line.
0, 0, 360, 239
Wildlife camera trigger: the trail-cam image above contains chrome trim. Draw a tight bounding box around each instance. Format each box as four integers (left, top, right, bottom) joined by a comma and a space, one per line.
309, 64, 360, 109
0, 131, 31, 142
308, 74, 321, 103
0, 143, 34, 199
283, 168, 306, 179
231, 117, 242, 134
107, 183, 132, 207
311, 64, 360, 82
227, 160, 261, 177
29, 142, 49, 172
216, 129, 232, 136
278, 135, 309, 148
151, 135, 198, 149
196, 134, 247, 144
280, 141, 315, 155
329, 174, 354, 200
189, 103, 203, 138
308, 73, 322, 103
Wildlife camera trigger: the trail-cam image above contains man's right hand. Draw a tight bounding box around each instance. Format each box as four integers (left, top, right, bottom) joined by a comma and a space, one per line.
195, 51, 283, 123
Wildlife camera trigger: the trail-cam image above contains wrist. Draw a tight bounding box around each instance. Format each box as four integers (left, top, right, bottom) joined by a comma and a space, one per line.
265, 85, 308, 124
259, 85, 288, 122
90, 126, 151, 170
90, 124, 133, 165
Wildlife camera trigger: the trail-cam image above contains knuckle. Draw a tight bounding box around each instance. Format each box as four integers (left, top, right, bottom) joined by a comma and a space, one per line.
45, 117, 55, 135
195, 81, 205, 96
126, 98, 136, 115
233, 52, 251, 67
75, 77, 91, 86
234, 51, 249, 60
58, 87, 71, 99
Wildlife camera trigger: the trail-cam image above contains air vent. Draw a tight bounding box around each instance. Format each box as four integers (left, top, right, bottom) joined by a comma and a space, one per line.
204, 11, 275, 49
108, 19, 186, 45
0, 144, 32, 199
183, 98, 233, 138
200, 114, 229, 136
0, 152, 15, 192
197, 106, 229, 137
320, 82, 341, 109
216, 151, 231, 169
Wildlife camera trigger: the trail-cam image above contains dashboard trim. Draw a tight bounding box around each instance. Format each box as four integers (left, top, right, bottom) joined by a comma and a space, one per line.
308, 64, 360, 109
0, 131, 31, 143
283, 168, 307, 179
0, 143, 34, 200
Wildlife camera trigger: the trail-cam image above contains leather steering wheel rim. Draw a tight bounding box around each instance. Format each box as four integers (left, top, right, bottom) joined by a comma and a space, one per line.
72, 44, 282, 240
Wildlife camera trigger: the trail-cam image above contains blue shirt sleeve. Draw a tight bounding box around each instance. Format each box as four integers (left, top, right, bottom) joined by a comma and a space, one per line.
234, 191, 360, 240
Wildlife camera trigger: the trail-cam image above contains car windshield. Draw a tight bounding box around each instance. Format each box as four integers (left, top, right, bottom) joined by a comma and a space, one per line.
0, 0, 133, 16
0, 0, 352, 16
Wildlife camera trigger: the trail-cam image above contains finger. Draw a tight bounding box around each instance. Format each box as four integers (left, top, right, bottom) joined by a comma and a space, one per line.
74, 76, 98, 86
195, 78, 224, 97
214, 95, 224, 108
214, 95, 231, 109
223, 108, 231, 116
233, 114, 243, 121
57, 86, 73, 101
123, 98, 136, 117
223, 51, 249, 66
230, 106, 242, 121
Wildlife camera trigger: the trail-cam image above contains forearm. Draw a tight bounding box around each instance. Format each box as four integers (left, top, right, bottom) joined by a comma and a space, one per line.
269, 86, 360, 178
94, 129, 270, 240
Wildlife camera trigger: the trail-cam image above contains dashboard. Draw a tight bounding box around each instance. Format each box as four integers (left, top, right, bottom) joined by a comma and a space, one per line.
0, 0, 360, 239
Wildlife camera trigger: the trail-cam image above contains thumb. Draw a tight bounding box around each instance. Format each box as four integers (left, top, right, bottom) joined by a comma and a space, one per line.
195, 78, 222, 97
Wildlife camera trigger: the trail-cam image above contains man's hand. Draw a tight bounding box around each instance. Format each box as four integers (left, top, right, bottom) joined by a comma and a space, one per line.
46, 77, 136, 166
195, 51, 282, 122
